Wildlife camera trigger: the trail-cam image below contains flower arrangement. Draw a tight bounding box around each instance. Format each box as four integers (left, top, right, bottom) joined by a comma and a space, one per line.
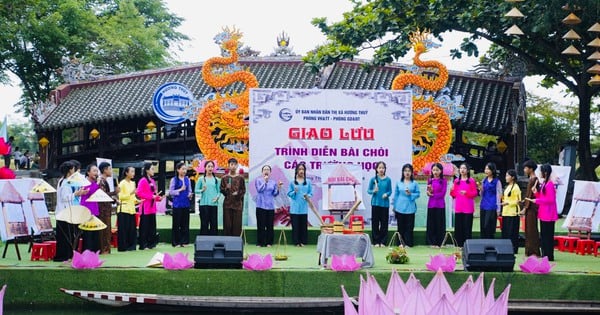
386, 246, 409, 264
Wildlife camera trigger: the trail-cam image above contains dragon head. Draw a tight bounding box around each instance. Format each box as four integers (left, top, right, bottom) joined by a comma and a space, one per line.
214, 26, 243, 51
409, 29, 440, 54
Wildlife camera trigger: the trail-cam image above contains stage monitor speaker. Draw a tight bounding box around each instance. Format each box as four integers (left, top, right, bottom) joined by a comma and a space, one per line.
462, 239, 515, 272
194, 235, 243, 269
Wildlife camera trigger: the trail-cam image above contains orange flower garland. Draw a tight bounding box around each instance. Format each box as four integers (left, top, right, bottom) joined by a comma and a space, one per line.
391, 29, 452, 173
195, 28, 257, 167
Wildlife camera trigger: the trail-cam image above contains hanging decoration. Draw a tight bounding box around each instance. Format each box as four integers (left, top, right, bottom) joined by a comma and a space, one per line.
195, 27, 258, 167
391, 29, 464, 173
504, 0, 525, 36
561, 4, 583, 55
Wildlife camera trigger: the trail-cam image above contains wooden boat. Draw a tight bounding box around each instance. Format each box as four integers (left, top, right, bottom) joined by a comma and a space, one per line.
60, 288, 345, 310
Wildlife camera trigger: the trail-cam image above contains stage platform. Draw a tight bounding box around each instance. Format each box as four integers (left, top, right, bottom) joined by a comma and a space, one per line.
1, 214, 600, 311
1, 231, 600, 311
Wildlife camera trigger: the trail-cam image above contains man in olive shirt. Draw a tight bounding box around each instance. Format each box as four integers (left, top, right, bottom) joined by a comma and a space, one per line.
220, 158, 246, 236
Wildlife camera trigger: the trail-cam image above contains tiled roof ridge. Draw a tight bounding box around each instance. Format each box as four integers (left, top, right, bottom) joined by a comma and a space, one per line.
334, 58, 521, 84
57, 55, 520, 93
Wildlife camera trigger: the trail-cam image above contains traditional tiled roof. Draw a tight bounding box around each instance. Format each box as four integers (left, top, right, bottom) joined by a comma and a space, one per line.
38, 57, 524, 136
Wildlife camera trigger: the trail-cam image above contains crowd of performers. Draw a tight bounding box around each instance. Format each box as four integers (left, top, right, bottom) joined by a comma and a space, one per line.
367, 160, 557, 261
52, 157, 558, 263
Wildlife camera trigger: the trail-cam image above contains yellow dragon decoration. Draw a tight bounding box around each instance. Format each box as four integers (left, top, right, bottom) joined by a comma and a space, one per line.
391, 30, 453, 173
195, 27, 257, 167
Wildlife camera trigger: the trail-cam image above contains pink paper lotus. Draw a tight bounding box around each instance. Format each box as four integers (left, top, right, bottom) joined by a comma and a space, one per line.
426, 269, 454, 302
519, 256, 555, 274
242, 253, 273, 271
0, 284, 6, 315
385, 269, 407, 312
163, 252, 194, 270
427, 294, 457, 315
341, 285, 358, 315
0, 138, 10, 156
425, 253, 457, 272
330, 254, 361, 272
343, 272, 511, 315
71, 250, 104, 269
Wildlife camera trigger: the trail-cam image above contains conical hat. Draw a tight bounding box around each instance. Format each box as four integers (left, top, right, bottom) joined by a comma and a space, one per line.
146, 252, 164, 268
78, 215, 107, 231
86, 189, 114, 202
30, 179, 56, 193
66, 172, 91, 186
55, 205, 92, 224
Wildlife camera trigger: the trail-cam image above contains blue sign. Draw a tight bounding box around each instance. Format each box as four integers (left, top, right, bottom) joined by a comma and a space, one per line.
152, 82, 196, 124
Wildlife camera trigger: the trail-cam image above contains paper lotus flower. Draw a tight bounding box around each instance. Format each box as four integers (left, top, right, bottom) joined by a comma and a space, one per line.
425, 253, 456, 272
71, 250, 104, 269
343, 272, 510, 315
163, 252, 194, 270
242, 253, 273, 271
519, 256, 555, 274
0, 167, 15, 180
0, 284, 6, 315
0, 138, 10, 156
330, 254, 361, 272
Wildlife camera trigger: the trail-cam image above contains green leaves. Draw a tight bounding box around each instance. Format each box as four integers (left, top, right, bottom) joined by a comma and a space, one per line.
0, 0, 188, 116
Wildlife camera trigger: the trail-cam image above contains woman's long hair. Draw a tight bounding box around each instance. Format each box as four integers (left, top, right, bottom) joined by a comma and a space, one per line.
120, 166, 134, 182
374, 161, 386, 183
506, 169, 517, 197
485, 162, 497, 178
540, 163, 552, 194
294, 162, 307, 185
455, 162, 472, 184
142, 162, 153, 186
402, 163, 414, 182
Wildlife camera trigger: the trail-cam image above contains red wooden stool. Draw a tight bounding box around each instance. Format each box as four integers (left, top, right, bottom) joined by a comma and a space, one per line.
321, 215, 335, 224
43, 241, 57, 260
575, 239, 596, 255
349, 215, 365, 230
30, 243, 52, 261
553, 236, 563, 250
594, 242, 600, 257
558, 236, 579, 252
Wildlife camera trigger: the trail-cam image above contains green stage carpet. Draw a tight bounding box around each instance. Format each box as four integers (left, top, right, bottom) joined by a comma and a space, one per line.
1, 215, 599, 308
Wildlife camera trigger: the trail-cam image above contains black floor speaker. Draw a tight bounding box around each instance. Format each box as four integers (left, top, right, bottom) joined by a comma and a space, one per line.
462, 239, 515, 272
194, 235, 244, 269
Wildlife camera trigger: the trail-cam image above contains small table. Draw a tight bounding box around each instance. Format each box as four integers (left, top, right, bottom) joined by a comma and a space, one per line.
316, 233, 374, 268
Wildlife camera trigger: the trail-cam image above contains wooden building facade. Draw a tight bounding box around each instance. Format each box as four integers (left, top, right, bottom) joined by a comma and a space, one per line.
33, 56, 527, 189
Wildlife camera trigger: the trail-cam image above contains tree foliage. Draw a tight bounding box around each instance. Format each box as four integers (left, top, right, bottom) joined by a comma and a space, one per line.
6, 120, 37, 154
526, 94, 578, 164
0, 0, 188, 116
305, 0, 600, 180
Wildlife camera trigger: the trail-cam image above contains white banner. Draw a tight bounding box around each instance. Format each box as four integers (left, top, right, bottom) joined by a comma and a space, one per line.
248, 89, 412, 227
562, 180, 600, 232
